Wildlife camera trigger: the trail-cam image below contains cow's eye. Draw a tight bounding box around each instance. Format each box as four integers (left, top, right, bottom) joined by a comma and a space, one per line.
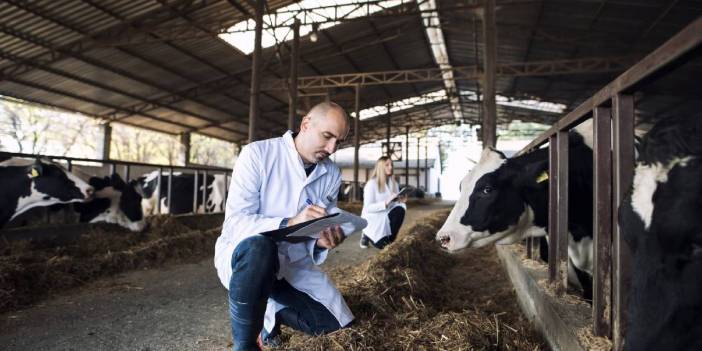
482, 186, 493, 194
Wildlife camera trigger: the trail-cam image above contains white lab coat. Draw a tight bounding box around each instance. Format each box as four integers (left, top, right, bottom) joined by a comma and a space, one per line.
361, 177, 407, 243
214, 131, 354, 333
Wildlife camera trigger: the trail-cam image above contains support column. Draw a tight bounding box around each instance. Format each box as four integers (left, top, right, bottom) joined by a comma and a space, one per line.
288, 19, 300, 131
385, 104, 391, 156
98, 123, 112, 160
425, 141, 429, 191
405, 126, 409, 187
593, 106, 613, 337
180, 132, 191, 166
481, 0, 497, 148
612, 94, 634, 350
416, 137, 420, 187
248, 0, 264, 143
353, 85, 361, 201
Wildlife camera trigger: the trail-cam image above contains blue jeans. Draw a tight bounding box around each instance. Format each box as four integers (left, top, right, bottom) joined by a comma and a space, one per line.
228, 236, 342, 351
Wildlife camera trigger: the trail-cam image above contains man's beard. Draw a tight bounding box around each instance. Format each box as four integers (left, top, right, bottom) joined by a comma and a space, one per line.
314, 151, 330, 161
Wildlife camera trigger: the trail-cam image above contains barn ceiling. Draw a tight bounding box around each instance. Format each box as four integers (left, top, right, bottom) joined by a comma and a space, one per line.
0, 0, 700, 146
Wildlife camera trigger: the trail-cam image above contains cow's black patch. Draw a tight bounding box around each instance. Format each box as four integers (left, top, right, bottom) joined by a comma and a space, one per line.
1, 159, 85, 227
75, 173, 144, 224
459, 126, 594, 299
139, 173, 217, 215
32, 162, 84, 202
621, 114, 702, 351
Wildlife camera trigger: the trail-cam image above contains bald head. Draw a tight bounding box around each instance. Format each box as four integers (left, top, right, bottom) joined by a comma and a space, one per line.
307, 102, 349, 128
295, 101, 350, 164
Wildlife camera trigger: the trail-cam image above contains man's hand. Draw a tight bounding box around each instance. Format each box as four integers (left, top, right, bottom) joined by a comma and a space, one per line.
315, 225, 345, 249
289, 204, 327, 227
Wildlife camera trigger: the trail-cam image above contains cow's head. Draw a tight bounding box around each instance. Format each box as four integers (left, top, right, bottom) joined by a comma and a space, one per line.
436, 147, 507, 251
74, 173, 147, 232
462, 151, 550, 243
29, 158, 94, 202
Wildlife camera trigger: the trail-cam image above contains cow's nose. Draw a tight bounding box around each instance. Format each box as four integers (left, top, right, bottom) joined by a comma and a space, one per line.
439, 235, 450, 248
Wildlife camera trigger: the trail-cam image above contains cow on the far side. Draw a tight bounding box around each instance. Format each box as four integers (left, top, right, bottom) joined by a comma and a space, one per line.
138, 171, 228, 216
6, 172, 147, 232
619, 114, 702, 351
0, 158, 94, 227
74, 173, 147, 232
435, 120, 595, 299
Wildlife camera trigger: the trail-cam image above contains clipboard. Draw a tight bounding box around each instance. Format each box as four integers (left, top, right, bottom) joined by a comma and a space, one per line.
260, 209, 367, 243
390, 186, 414, 202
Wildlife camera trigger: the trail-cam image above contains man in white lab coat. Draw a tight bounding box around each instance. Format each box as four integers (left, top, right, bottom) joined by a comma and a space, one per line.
214, 102, 353, 350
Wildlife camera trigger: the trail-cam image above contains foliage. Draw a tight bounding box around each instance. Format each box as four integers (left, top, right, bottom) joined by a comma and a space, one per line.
109, 124, 183, 165
0, 97, 99, 157
190, 134, 238, 168
1, 97, 238, 169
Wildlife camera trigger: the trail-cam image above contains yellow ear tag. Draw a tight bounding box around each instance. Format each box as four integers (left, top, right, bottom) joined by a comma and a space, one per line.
31, 168, 39, 178
536, 170, 549, 183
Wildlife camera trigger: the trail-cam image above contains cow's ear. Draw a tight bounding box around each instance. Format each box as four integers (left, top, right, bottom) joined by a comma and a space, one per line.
517, 160, 549, 188
131, 180, 146, 198
28, 159, 43, 178
110, 173, 126, 190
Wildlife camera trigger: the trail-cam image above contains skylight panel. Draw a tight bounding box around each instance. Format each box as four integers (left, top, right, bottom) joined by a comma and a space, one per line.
220, 0, 405, 54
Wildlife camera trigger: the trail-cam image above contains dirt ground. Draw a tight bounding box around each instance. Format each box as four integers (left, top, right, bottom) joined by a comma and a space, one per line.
0, 200, 544, 350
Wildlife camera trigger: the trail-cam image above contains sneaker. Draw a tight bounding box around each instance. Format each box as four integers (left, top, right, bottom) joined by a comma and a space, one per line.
360, 235, 369, 249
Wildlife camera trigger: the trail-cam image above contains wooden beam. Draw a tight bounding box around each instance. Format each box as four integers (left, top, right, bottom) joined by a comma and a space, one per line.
288, 19, 300, 131
612, 94, 634, 350
248, 0, 264, 143
481, 0, 497, 148
353, 85, 361, 201
593, 106, 613, 337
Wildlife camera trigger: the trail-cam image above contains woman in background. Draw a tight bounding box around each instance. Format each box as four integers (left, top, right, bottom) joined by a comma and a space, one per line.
360, 156, 407, 249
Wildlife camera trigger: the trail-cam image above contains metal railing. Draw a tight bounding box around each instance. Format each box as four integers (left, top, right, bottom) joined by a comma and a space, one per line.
1, 151, 232, 216
516, 16, 701, 350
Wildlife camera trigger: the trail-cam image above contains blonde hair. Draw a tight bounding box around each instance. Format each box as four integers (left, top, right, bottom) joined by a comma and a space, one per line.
370, 156, 392, 193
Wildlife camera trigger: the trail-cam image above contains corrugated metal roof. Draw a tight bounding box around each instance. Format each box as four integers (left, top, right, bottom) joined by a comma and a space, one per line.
0, 0, 700, 146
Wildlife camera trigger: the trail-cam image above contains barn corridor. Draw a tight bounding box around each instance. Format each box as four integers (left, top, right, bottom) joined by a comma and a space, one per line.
0, 201, 456, 351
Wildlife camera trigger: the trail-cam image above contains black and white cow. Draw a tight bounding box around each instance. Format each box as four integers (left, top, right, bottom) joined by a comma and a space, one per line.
73, 173, 147, 232
137, 171, 228, 216
619, 114, 702, 351
6, 172, 146, 232
436, 120, 595, 298
0, 158, 94, 227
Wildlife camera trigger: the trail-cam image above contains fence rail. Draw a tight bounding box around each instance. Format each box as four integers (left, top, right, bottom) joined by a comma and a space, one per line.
516, 16, 701, 350
1, 151, 232, 217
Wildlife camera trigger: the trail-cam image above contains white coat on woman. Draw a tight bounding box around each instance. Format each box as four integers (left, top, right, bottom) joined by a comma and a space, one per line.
361, 176, 407, 243
213, 131, 354, 335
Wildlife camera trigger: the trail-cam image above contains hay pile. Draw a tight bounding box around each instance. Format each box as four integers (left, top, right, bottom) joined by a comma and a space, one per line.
0, 215, 222, 313
282, 209, 545, 350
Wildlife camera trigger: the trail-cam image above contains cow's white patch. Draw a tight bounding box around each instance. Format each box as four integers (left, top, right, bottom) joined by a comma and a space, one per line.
11, 183, 85, 220
64, 170, 93, 199
631, 157, 691, 229
206, 174, 229, 213
90, 187, 146, 231
436, 148, 506, 251
467, 206, 545, 247
569, 236, 593, 275
573, 118, 594, 149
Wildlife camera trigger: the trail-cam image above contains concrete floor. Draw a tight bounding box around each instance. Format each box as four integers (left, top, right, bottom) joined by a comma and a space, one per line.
0, 201, 453, 351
